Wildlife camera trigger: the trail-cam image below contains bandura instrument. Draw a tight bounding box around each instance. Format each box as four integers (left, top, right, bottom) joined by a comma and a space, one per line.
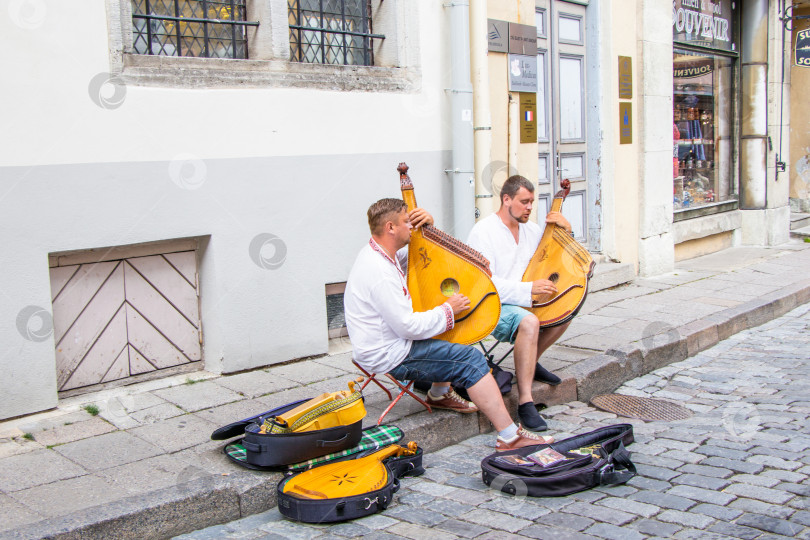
398, 163, 500, 345
260, 379, 366, 434
282, 442, 418, 499
521, 179, 595, 327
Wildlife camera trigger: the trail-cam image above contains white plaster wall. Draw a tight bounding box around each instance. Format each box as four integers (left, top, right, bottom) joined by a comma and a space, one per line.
1, 3, 448, 167
0, 2, 454, 419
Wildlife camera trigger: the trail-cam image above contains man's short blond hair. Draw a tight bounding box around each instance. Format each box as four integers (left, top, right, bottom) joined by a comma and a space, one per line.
367, 198, 408, 235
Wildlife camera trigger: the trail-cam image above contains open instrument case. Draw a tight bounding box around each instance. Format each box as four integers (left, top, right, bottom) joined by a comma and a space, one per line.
277, 441, 424, 523
215, 381, 368, 468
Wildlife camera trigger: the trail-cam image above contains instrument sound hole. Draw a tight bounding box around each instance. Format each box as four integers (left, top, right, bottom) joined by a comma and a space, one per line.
548, 272, 560, 284
440, 278, 460, 297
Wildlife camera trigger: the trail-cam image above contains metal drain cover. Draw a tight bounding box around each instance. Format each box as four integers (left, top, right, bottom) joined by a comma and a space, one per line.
590, 394, 693, 422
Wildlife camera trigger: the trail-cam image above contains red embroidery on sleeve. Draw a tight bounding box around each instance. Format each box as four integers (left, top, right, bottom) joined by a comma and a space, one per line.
441, 303, 455, 332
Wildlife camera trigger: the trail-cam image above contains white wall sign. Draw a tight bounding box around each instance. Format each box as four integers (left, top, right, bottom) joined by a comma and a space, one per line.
508, 54, 539, 92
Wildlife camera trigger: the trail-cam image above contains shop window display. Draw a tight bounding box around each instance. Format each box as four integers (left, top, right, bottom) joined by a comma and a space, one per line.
673, 49, 735, 211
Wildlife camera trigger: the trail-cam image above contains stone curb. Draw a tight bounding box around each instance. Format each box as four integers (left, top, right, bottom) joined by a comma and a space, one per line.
4, 279, 810, 539
2, 471, 278, 540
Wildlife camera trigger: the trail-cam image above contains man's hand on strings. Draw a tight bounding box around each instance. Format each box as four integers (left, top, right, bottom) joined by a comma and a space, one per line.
545, 211, 572, 234
409, 208, 434, 229
445, 294, 470, 315
531, 279, 558, 303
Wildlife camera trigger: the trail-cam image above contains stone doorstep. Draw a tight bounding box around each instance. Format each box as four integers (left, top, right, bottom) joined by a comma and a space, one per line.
789, 225, 810, 238
789, 212, 810, 230
5, 277, 810, 540
589, 261, 635, 293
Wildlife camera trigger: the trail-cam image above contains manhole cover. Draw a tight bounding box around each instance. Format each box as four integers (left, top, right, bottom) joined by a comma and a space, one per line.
590, 394, 693, 422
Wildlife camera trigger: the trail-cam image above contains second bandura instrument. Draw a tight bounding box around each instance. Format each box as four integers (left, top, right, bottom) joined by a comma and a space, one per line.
521, 179, 595, 327
398, 163, 500, 345
282, 442, 418, 500
260, 379, 366, 434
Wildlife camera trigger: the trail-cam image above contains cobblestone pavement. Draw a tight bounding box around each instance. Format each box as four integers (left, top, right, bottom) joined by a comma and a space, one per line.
177, 304, 810, 540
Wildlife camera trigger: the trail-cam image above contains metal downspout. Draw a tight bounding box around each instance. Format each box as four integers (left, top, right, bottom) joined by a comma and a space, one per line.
740, 0, 769, 209
469, 0, 494, 220
444, 1, 475, 240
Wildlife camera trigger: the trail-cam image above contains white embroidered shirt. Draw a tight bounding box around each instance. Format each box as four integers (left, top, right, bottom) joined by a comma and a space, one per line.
466, 213, 543, 307
344, 239, 454, 374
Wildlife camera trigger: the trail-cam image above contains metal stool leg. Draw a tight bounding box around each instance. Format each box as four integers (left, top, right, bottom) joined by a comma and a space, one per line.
377, 376, 432, 425
352, 359, 393, 400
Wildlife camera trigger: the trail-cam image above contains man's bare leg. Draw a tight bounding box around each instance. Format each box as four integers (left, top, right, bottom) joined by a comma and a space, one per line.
535, 321, 570, 360
465, 372, 513, 431
513, 314, 541, 406
466, 372, 554, 447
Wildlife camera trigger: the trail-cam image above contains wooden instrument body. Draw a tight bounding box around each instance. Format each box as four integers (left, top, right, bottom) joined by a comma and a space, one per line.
521, 182, 595, 328
398, 164, 500, 345
263, 380, 366, 433
282, 442, 418, 500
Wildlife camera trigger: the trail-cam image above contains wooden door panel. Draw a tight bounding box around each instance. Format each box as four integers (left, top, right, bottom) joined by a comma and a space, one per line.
126, 306, 197, 369
49, 265, 78, 301
52, 261, 119, 344
128, 344, 157, 375
55, 264, 126, 388
163, 251, 197, 286
101, 346, 131, 383
123, 262, 200, 356
60, 306, 128, 390
126, 256, 199, 325
51, 249, 201, 393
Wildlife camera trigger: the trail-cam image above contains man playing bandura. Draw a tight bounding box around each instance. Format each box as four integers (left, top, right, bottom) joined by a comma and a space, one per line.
467, 175, 574, 433
344, 198, 553, 451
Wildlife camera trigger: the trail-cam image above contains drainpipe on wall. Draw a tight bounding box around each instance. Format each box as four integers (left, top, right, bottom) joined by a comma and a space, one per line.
469, 0, 494, 220
508, 92, 519, 182
445, 1, 475, 240
740, 0, 769, 209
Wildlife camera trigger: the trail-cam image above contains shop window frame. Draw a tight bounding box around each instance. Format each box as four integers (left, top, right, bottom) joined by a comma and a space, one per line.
672, 43, 740, 220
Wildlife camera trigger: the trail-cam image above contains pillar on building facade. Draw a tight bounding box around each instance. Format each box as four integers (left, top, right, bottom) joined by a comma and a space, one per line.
739, 0, 769, 210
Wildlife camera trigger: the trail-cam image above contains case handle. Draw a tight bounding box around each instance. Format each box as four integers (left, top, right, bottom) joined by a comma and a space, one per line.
317, 433, 349, 447
241, 440, 262, 452
597, 442, 637, 485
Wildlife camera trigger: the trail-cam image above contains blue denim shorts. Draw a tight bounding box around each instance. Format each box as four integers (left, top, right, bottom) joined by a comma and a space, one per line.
492, 304, 532, 344
387, 339, 489, 389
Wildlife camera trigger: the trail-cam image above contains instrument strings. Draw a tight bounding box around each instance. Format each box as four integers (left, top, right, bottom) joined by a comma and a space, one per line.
551, 228, 591, 266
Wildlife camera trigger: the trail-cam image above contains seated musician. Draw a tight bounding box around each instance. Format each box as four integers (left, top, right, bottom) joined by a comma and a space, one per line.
344, 198, 553, 451
467, 175, 574, 433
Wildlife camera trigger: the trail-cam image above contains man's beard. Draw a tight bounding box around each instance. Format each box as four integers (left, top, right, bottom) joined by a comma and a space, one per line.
509, 207, 529, 223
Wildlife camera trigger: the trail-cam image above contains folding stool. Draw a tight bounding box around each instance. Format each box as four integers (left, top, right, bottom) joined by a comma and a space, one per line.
352, 359, 432, 425
478, 338, 513, 367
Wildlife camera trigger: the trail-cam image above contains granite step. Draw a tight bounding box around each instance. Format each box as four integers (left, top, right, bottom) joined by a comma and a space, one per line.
790, 212, 810, 230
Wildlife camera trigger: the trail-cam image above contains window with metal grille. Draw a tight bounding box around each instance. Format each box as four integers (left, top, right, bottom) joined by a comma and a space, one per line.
131, 0, 257, 59
288, 0, 382, 66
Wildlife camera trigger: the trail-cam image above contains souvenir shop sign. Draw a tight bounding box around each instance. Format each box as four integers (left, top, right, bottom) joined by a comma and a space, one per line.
673, 0, 736, 52
797, 28, 810, 67
674, 56, 714, 78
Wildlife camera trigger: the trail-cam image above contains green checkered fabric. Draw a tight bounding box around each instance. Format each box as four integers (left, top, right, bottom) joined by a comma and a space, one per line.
224, 424, 403, 471
290, 424, 403, 470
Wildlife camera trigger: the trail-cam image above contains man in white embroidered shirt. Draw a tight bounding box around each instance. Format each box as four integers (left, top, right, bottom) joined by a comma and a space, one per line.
344, 198, 553, 451
467, 175, 574, 433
